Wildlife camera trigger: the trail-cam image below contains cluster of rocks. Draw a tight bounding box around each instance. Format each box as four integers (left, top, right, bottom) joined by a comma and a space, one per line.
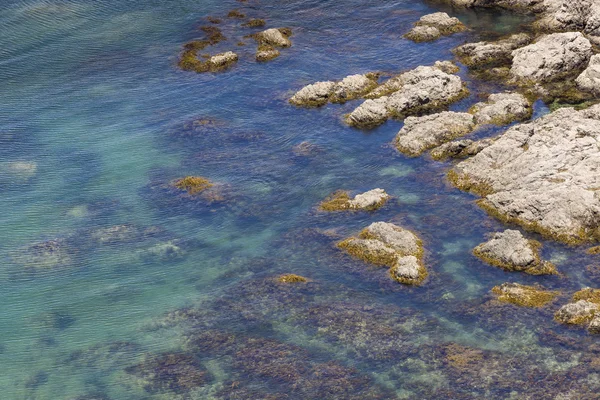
319, 188, 390, 211
449, 105, 600, 244
405, 12, 467, 42
555, 288, 600, 334
178, 9, 293, 73
473, 229, 557, 275
394, 91, 531, 157
290, 61, 469, 128
338, 222, 427, 285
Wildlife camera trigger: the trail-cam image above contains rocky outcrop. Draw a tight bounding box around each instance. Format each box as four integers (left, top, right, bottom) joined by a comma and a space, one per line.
473, 230, 557, 275
395, 112, 476, 157
430, 138, 494, 160
289, 74, 378, 107
510, 32, 592, 83
555, 288, 600, 331
394, 92, 529, 158
405, 12, 466, 42
319, 189, 390, 211
491, 282, 559, 307
576, 54, 600, 95
207, 52, 239, 70
469, 92, 532, 125
338, 222, 426, 285
256, 45, 280, 62
255, 28, 292, 47
453, 33, 532, 68
449, 105, 600, 244
346, 65, 467, 128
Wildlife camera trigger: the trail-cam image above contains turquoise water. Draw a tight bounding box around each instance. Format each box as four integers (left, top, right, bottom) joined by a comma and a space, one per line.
1, 0, 598, 399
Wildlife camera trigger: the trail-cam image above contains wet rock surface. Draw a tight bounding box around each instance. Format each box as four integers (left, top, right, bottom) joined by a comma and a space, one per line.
473, 229, 557, 275
319, 188, 390, 211
450, 105, 600, 244
338, 222, 426, 284
491, 282, 559, 307
453, 33, 532, 68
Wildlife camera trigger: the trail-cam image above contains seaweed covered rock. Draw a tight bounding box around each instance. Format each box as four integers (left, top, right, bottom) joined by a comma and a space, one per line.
206, 51, 239, 70
255, 28, 292, 47
469, 92, 532, 125
430, 138, 494, 160
319, 188, 390, 211
491, 282, 559, 307
395, 112, 476, 157
510, 32, 592, 83
405, 12, 466, 42
346, 65, 467, 128
289, 74, 377, 107
256, 44, 280, 62
473, 230, 557, 275
453, 33, 532, 68
11, 238, 74, 270
576, 54, 600, 95
555, 300, 599, 325
125, 353, 211, 394
338, 222, 426, 285
173, 176, 213, 195
179, 48, 238, 73
277, 274, 308, 283
449, 105, 600, 244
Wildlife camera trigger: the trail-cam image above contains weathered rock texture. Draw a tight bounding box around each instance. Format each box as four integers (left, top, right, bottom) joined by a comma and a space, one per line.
453, 33, 532, 68
469, 92, 532, 125
346, 64, 467, 128
338, 222, 426, 285
577, 54, 600, 95
405, 12, 466, 42
255, 28, 292, 47
450, 105, 600, 244
395, 112, 476, 157
319, 189, 390, 211
491, 282, 559, 307
555, 288, 600, 332
430, 138, 494, 160
289, 74, 378, 107
510, 32, 592, 83
473, 229, 557, 275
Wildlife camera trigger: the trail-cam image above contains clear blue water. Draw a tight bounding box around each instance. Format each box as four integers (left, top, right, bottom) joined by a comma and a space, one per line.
1, 0, 598, 399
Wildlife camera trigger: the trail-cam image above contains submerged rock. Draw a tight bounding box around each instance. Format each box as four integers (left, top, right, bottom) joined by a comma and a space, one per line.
430, 138, 494, 160
453, 33, 532, 68
0, 161, 38, 180
346, 65, 467, 128
11, 239, 74, 270
173, 176, 214, 195
473, 230, 557, 275
277, 274, 308, 283
449, 105, 600, 244
576, 54, 600, 95
491, 282, 559, 307
338, 221, 426, 285
469, 92, 532, 125
510, 32, 592, 83
319, 188, 390, 211
395, 112, 476, 157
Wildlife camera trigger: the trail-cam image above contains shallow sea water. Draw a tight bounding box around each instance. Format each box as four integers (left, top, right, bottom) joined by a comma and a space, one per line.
1, 0, 599, 399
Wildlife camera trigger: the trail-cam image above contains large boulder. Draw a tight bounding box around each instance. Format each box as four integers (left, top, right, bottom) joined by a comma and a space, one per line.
395, 112, 476, 157
346, 66, 467, 128
576, 54, 600, 95
338, 222, 426, 285
473, 229, 557, 275
450, 105, 600, 244
510, 32, 592, 83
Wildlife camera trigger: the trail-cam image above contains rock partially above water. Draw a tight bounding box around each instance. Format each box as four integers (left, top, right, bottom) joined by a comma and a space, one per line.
473, 230, 557, 275
453, 33, 532, 68
450, 105, 600, 244
576, 54, 600, 95
491, 282, 559, 307
346, 65, 467, 128
430, 138, 494, 161
470, 92, 532, 125
320, 188, 390, 211
405, 12, 466, 42
255, 28, 292, 47
395, 112, 476, 157
289, 74, 377, 107
555, 288, 600, 329
255, 45, 280, 62
338, 222, 426, 285
510, 32, 592, 83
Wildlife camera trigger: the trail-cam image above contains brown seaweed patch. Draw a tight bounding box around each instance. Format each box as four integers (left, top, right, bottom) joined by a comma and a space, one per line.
206, 16, 221, 24
174, 176, 213, 195
491, 283, 559, 307
227, 10, 246, 19
277, 274, 308, 283
242, 18, 266, 27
